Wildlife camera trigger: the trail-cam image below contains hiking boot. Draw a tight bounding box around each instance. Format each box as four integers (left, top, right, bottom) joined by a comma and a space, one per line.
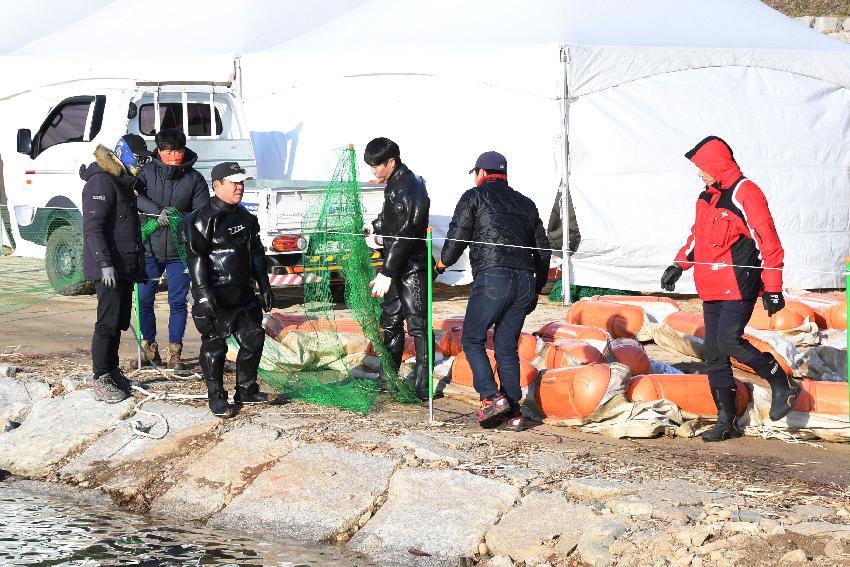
234, 388, 270, 405
93, 372, 129, 404
165, 343, 186, 371
140, 340, 161, 366
209, 395, 236, 418
757, 354, 801, 422
474, 394, 511, 424
110, 368, 133, 394
702, 387, 743, 442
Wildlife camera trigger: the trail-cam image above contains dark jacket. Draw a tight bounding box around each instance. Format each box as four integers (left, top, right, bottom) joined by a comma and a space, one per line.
136, 148, 209, 261
81, 145, 146, 282
372, 163, 430, 278
442, 177, 550, 294
182, 196, 271, 305
675, 136, 784, 301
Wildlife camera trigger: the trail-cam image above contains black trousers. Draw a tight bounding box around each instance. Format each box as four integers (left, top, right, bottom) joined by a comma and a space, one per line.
192, 292, 265, 399
703, 299, 774, 388
92, 279, 133, 376
380, 268, 431, 372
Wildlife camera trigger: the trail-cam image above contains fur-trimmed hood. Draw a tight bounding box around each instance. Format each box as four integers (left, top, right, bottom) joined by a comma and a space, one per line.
79, 145, 135, 187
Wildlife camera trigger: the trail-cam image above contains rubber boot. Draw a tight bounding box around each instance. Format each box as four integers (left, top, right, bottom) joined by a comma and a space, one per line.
165, 343, 186, 371
140, 340, 161, 366
206, 378, 235, 418
701, 387, 743, 442
410, 334, 433, 401
757, 353, 801, 422
234, 372, 269, 404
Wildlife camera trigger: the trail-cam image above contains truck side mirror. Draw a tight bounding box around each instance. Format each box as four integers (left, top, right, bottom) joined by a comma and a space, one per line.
16, 129, 32, 155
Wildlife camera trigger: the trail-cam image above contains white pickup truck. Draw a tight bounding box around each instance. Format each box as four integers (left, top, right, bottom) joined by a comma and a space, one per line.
1, 79, 383, 297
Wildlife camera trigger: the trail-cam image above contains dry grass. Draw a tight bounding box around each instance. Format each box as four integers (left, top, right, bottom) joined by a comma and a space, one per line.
764, 0, 850, 17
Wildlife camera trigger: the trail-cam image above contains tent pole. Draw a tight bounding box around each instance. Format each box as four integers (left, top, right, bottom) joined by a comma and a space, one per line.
560, 46, 573, 307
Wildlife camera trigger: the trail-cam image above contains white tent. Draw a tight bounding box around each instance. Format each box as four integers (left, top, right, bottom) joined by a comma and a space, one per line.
3, 0, 850, 291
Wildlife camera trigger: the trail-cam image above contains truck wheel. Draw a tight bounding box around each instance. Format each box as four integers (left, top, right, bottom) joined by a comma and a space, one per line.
45, 225, 92, 296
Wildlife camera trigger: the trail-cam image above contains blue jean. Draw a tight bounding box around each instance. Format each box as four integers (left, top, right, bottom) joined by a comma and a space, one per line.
138, 256, 191, 345
460, 267, 535, 408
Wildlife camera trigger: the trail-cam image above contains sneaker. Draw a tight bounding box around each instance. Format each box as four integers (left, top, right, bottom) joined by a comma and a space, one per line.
110, 368, 133, 394
209, 396, 236, 418
140, 340, 161, 366
165, 343, 186, 371
234, 389, 270, 405
474, 394, 511, 424
93, 373, 129, 404
500, 412, 534, 432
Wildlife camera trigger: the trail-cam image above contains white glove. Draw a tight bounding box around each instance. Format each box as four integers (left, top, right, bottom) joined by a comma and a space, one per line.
362, 223, 373, 235
369, 273, 392, 299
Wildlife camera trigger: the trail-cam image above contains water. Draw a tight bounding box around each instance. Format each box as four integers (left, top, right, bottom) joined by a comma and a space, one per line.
0, 481, 375, 566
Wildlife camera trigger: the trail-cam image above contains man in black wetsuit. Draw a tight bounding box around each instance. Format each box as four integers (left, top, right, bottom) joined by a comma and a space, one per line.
182, 162, 274, 417
363, 137, 432, 400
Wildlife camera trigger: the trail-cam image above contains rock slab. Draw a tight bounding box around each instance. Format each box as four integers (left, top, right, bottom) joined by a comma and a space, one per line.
60, 402, 212, 479
150, 424, 293, 522
0, 390, 133, 476
210, 443, 397, 541
349, 468, 519, 567
486, 491, 596, 563
0, 376, 50, 424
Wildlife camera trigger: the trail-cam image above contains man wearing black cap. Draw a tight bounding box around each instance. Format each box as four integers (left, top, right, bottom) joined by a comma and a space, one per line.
82, 134, 152, 403
362, 137, 432, 400
440, 151, 550, 431
182, 161, 274, 417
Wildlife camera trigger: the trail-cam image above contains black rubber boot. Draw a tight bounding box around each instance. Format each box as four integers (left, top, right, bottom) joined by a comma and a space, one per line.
234, 381, 270, 404
206, 379, 235, 418
410, 334, 434, 401
701, 387, 743, 442
757, 353, 801, 421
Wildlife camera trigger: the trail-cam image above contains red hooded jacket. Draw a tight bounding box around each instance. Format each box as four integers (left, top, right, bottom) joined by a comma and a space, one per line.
674, 136, 784, 301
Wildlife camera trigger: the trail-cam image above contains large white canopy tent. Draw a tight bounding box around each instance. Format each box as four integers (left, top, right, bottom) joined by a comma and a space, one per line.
2, 0, 849, 292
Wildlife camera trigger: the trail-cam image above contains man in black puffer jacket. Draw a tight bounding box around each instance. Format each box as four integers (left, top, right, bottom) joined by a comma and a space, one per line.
136, 128, 209, 370
363, 137, 432, 400
82, 134, 151, 403
440, 151, 550, 431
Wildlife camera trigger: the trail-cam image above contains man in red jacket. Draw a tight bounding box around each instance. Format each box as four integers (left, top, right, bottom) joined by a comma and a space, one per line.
660, 136, 800, 442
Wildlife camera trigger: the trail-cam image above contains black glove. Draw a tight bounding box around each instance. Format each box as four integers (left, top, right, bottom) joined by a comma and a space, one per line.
101, 266, 117, 288
260, 286, 274, 313
526, 293, 540, 315
194, 286, 218, 319
660, 264, 683, 292
762, 292, 785, 317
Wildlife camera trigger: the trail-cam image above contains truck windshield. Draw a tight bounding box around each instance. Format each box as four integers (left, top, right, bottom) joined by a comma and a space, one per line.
139, 103, 222, 136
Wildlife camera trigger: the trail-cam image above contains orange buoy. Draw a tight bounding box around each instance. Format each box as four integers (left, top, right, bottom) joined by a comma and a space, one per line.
544, 338, 603, 369
664, 311, 705, 339
567, 300, 645, 339
626, 374, 750, 416
825, 300, 847, 330
731, 334, 794, 376
536, 321, 610, 343
606, 338, 651, 376
748, 299, 810, 331
439, 329, 539, 360
791, 293, 846, 329
431, 318, 466, 331
793, 380, 849, 415
265, 313, 306, 336
588, 295, 680, 309
533, 363, 613, 419
450, 350, 538, 389
296, 319, 363, 334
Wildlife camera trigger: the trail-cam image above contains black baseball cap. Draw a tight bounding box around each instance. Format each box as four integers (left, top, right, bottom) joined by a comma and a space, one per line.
211, 161, 248, 182
469, 151, 507, 174
121, 134, 153, 158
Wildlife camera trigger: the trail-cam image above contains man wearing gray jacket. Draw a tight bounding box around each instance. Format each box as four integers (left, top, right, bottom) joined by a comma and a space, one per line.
135, 128, 209, 370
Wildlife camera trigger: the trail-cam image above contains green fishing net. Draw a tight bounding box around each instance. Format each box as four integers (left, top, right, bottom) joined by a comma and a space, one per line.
548, 279, 639, 303
252, 146, 418, 413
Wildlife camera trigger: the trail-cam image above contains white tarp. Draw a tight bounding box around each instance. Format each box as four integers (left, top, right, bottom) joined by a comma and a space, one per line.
2, 0, 850, 290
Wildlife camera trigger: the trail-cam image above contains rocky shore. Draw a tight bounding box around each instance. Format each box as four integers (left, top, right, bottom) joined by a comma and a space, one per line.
2, 367, 850, 567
